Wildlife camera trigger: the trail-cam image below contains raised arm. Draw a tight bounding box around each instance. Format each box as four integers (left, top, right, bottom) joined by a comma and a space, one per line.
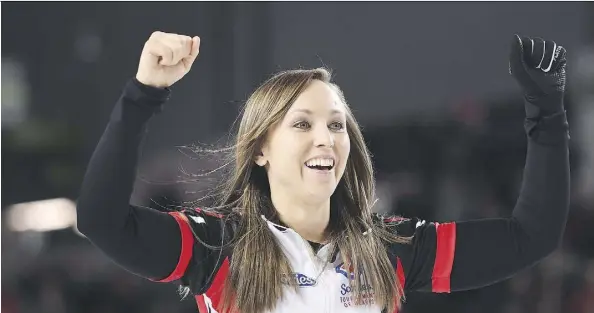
390, 35, 571, 293
77, 32, 205, 282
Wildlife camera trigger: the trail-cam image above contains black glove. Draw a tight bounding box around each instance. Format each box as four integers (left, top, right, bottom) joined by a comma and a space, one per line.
509, 34, 567, 117
509, 34, 569, 142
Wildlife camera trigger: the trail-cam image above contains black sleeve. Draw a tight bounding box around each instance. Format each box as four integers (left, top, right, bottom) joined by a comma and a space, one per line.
76, 79, 225, 287
178, 208, 236, 295
387, 111, 570, 293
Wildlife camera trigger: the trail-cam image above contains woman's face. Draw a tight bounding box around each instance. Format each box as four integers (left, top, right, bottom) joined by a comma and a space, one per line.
255, 80, 351, 202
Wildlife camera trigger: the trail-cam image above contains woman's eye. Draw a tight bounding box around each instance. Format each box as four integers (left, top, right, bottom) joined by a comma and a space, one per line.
294, 121, 310, 129
329, 121, 345, 131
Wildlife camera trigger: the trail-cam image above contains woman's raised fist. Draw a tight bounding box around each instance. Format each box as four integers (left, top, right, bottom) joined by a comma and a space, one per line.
135, 31, 200, 88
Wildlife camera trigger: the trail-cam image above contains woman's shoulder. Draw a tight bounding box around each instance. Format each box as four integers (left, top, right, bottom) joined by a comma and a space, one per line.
184, 207, 227, 219
178, 207, 239, 243
371, 212, 425, 237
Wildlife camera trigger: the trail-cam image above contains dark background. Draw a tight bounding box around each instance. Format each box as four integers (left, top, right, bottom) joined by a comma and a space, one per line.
2, 2, 594, 313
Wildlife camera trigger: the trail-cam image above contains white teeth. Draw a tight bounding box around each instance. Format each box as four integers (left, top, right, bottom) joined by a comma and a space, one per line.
305, 158, 335, 168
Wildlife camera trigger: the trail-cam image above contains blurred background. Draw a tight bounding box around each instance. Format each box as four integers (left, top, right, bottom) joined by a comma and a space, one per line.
2, 2, 594, 313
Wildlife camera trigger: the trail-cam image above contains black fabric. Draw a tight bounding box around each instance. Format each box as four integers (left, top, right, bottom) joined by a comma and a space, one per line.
178, 209, 235, 294
77, 78, 182, 281
308, 241, 323, 253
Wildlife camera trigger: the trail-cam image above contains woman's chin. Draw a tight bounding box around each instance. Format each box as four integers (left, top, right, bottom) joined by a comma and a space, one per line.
303, 184, 337, 202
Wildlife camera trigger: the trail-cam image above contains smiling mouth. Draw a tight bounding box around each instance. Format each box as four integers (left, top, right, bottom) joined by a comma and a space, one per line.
305, 164, 334, 171
304, 157, 336, 172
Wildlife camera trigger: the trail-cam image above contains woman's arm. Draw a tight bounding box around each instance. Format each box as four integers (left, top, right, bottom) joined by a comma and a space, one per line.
77, 78, 193, 281
389, 35, 571, 293
77, 32, 209, 283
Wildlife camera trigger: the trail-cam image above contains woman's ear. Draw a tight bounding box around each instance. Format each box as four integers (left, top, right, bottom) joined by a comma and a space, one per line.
254, 150, 267, 167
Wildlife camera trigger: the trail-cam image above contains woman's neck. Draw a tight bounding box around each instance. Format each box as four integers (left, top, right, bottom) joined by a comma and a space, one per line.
271, 193, 330, 243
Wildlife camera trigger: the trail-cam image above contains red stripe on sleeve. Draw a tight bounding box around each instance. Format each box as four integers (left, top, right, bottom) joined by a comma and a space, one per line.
432, 222, 456, 293
205, 257, 231, 311
195, 295, 208, 313
155, 212, 194, 283
194, 258, 231, 313
396, 257, 405, 289
391, 257, 406, 313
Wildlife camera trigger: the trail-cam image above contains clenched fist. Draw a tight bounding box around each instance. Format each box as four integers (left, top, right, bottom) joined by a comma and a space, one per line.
135, 31, 200, 88
509, 34, 567, 117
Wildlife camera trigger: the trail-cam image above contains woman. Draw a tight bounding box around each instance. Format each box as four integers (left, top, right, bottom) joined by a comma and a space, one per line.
77, 32, 570, 313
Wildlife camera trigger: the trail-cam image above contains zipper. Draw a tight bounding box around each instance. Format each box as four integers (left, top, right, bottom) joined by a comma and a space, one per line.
261, 216, 335, 311
300, 236, 324, 276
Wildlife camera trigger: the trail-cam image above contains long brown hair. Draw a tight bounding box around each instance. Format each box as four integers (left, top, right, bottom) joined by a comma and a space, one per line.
195, 68, 410, 313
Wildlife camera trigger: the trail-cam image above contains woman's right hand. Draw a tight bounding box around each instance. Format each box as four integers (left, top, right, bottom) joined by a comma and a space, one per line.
135, 31, 200, 88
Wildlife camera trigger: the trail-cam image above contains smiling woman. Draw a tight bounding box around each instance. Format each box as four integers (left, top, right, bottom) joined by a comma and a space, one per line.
253, 76, 353, 243
76, 32, 571, 313
207, 69, 403, 313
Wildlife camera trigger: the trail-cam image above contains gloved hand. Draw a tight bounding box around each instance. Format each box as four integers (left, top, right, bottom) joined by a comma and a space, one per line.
509, 34, 567, 119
